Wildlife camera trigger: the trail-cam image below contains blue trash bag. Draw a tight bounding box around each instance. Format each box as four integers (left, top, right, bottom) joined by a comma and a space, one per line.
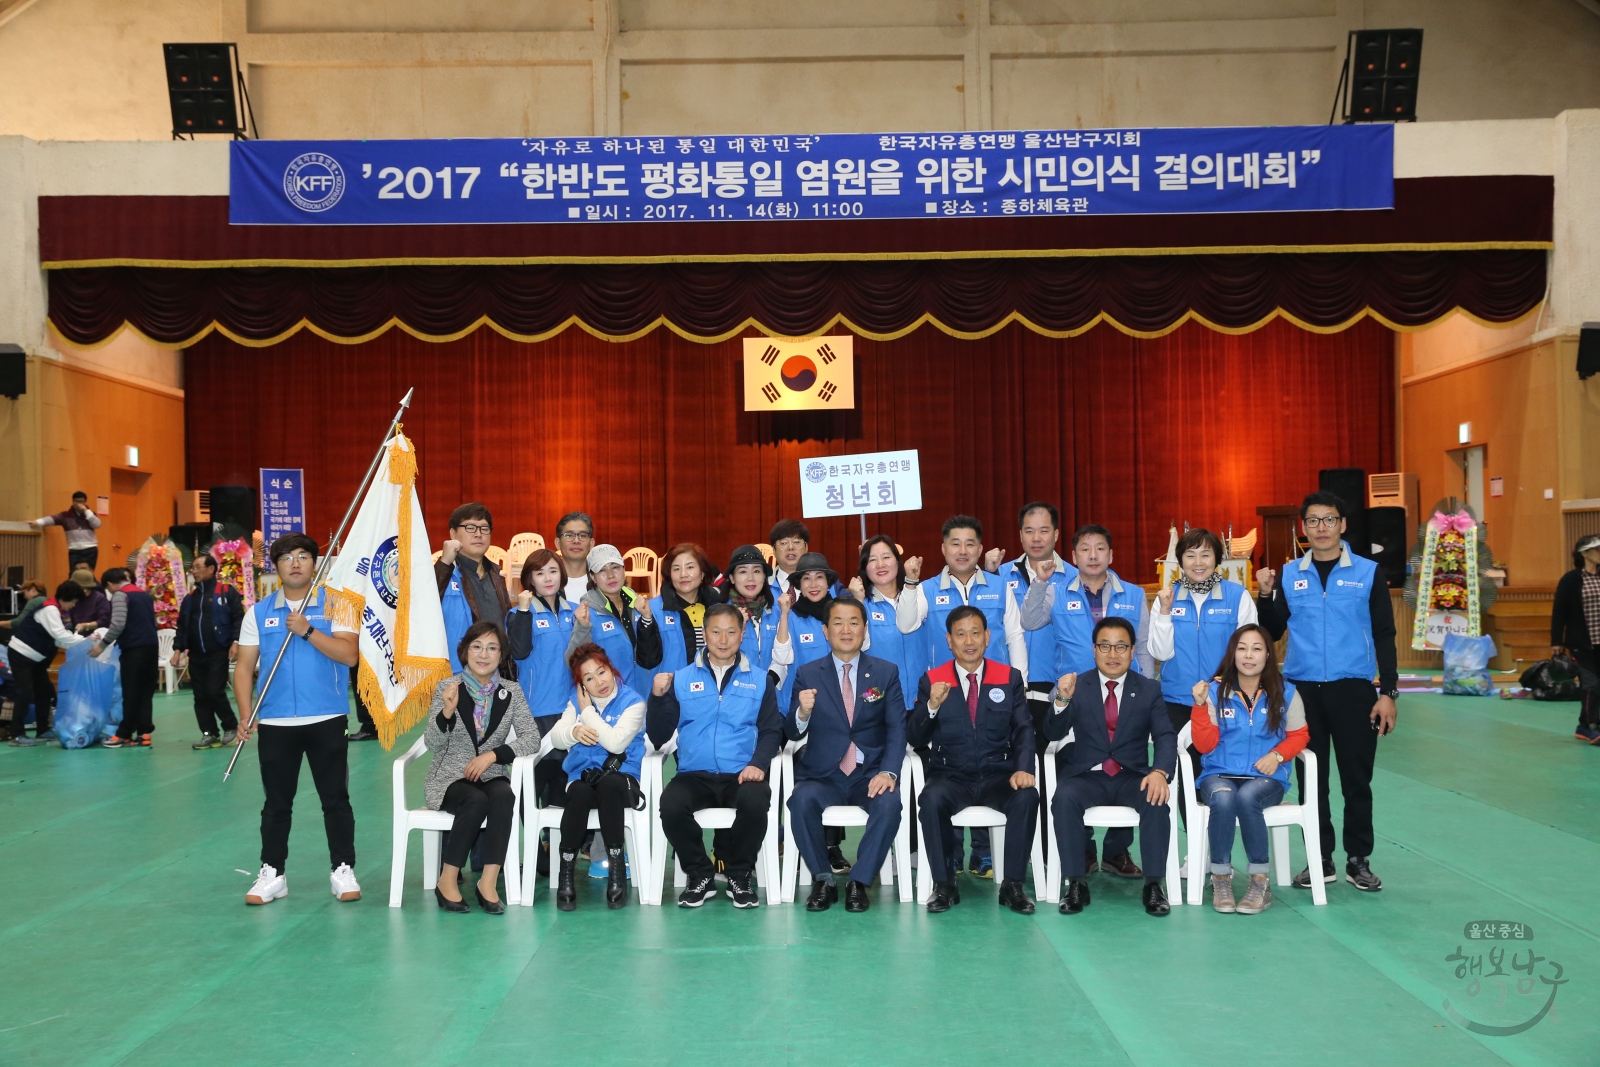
1442, 633, 1497, 697
55, 642, 123, 749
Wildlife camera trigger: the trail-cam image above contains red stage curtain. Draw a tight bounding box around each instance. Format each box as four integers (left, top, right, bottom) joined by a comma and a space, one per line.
55, 251, 1538, 346
184, 317, 1393, 575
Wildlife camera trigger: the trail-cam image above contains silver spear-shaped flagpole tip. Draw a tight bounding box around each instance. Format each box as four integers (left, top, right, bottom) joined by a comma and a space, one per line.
399, 387, 414, 409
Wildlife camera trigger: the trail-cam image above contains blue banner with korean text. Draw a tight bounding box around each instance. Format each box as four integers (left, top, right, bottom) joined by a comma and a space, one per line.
259, 468, 305, 573
230, 125, 1392, 226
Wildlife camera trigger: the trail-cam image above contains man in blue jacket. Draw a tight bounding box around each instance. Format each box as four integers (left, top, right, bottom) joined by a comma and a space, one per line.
909, 606, 1037, 914
1044, 616, 1176, 917
786, 598, 906, 913
173, 552, 245, 749
649, 604, 784, 909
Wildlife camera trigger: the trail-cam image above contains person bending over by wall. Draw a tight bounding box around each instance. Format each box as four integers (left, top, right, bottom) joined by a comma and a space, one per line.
1189, 623, 1308, 915
649, 603, 784, 909
423, 621, 539, 914
4, 580, 86, 745
568, 543, 662, 698
547, 642, 647, 911
1555, 534, 1600, 744
651, 542, 723, 673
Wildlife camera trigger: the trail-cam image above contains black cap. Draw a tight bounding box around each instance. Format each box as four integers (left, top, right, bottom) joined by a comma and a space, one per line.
726, 544, 772, 579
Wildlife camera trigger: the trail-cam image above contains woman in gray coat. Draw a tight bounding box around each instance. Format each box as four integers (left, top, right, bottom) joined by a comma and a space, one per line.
424, 620, 540, 913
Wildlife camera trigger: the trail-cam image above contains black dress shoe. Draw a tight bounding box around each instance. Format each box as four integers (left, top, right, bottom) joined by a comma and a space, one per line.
1142, 881, 1171, 916
827, 845, 852, 875
435, 887, 470, 913
474, 887, 505, 915
1102, 852, 1143, 878
926, 880, 959, 913
346, 729, 379, 742
805, 878, 838, 911
844, 880, 870, 912
1059, 878, 1090, 914
998, 879, 1036, 915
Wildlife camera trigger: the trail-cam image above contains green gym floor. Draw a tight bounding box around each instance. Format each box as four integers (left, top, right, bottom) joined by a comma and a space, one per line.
1, 691, 1594, 1067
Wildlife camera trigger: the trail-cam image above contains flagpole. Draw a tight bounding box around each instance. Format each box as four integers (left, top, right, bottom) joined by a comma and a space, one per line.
223, 388, 414, 781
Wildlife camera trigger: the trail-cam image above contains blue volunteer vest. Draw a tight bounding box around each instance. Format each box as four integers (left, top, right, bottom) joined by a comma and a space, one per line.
998, 557, 1077, 685
674, 654, 768, 774
778, 609, 830, 712
440, 563, 474, 675
562, 682, 646, 781
926, 571, 1009, 668
510, 599, 575, 718
1281, 546, 1380, 683
740, 603, 783, 678
588, 600, 652, 696
650, 595, 710, 674
863, 588, 929, 710
1199, 680, 1297, 789
1051, 571, 1145, 677
1158, 579, 1248, 705
251, 590, 350, 720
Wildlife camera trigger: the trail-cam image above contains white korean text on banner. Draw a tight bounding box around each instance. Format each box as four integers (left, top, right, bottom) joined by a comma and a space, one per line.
259, 468, 305, 574
743, 335, 854, 411
799, 450, 922, 520
230, 124, 1392, 226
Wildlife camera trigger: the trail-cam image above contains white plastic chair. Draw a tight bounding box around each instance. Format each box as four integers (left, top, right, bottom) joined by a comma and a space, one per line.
1177, 722, 1326, 906
905, 749, 1049, 905
642, 733, 782, 906
388, 732, 527, 908
522, 733, 652, 907
157, 628, 179, 694
1042, 730, 1183, 905
776, 738, 915, 904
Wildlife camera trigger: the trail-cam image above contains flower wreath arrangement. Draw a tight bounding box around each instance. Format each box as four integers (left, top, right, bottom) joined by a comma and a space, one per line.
1403, 499, 1497, 651
135, 538, 188, 629
210, 538, 257, 610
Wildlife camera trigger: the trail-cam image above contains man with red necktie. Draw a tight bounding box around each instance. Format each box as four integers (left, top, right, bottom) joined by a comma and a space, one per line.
1043, 616, 1177, 916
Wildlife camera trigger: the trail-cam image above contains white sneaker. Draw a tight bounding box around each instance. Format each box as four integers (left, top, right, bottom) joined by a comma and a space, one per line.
1178, 860, 1189, 879
330, 863, 361, 901
246, 864, 287, 905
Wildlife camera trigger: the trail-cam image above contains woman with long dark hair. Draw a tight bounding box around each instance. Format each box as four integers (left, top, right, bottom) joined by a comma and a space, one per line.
650, 542, 723, 673
1188, 623, 1308, 915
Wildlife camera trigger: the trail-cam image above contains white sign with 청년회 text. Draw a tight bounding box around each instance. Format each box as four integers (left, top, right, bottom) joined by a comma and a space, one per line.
798, 450, 922, 518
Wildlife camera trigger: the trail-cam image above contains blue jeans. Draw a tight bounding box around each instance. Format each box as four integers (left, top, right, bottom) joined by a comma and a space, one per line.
1198, 775, 1285, 875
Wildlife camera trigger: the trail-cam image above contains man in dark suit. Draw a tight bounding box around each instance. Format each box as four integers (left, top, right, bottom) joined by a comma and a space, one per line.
909, 606, 1038, 914
785, 597, 906, 912
1044, 616, 1176, 916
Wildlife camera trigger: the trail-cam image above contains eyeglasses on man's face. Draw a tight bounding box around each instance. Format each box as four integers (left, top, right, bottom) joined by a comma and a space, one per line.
1094, 642, 1133, 654
1303, 515, 1342, 530
560, 530, 593, 542
455, 523, 492, 536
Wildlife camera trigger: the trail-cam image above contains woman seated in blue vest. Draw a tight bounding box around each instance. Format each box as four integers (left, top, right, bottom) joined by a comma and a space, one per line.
423, 620, 540, 914
849, 535, 929, 713
545, 642, 647, 911
1147, 527, 1256, 824
722, 544, 793, 687
568, 543, 662, 697
650, 542, 723, 673
1188, 623, 1308, 915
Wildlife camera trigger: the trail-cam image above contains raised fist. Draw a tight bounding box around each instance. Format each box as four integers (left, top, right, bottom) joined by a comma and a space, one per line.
440, 538, 462, 565
1157, 585, 1174, 613
983, 547, 1005, 572
797, 688, 818, 718
1035, 557, 1055, 582
517, 590, 533, 610
848, 576, 866, 599
928, 680, 952, 710
1256, 568, 1276, 596
1055, 672, 1077, 703
441, 683, 460, 719
574, 600, 591, 627
637, 597, 653, 621
652, 672, 674, 696
903, 556, 923, 582
1191, 679, 1211, 705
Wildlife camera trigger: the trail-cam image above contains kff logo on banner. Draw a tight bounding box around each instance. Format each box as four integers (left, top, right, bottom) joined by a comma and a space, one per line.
743, 335, 855, 411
